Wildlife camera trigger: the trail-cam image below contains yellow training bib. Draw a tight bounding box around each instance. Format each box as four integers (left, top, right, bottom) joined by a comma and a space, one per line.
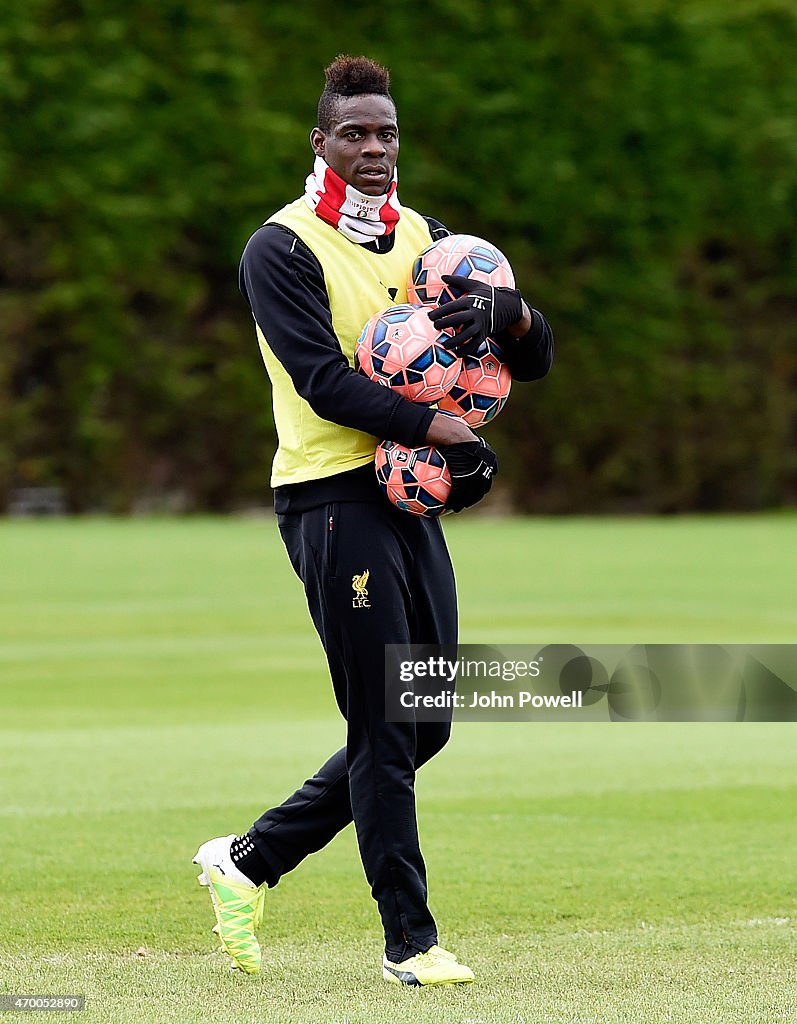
256, 199, 431, 487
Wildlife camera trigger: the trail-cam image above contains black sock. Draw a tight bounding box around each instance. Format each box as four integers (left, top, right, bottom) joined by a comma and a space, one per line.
229, 833, 270, 887
386, 943, 430, 963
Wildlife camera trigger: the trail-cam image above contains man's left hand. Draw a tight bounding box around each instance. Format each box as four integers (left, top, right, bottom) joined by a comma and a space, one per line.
427, 275, 524, 355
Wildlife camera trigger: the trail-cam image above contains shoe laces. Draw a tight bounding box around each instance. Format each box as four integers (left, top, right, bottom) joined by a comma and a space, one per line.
423, 944, 458, 963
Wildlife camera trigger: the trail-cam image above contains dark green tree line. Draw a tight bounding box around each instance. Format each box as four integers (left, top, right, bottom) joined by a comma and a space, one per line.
1, 0, 795, 511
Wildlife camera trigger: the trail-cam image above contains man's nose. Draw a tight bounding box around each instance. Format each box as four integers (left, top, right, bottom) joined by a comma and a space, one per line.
362, 134, 386, 155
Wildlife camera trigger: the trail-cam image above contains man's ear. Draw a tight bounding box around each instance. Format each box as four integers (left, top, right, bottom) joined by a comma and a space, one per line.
310, 127, 325, 157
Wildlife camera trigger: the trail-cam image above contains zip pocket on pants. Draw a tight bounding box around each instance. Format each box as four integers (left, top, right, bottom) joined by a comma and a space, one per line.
324, 503, 339, 579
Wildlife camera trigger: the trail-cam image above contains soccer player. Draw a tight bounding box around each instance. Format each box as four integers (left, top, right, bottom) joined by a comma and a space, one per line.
193, 55, 553, 987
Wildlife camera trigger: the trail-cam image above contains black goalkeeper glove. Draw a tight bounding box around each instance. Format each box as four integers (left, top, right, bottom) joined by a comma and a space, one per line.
438, 436, 499, 513
427, 275, 524, 356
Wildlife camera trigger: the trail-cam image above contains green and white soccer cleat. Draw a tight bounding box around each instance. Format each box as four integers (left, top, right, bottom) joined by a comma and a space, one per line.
193, 835, 265, 974
382, 944, 475, 987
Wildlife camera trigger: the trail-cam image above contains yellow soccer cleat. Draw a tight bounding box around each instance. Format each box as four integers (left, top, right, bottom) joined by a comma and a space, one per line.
382, 944, 475, 987
193, 835, 265, 974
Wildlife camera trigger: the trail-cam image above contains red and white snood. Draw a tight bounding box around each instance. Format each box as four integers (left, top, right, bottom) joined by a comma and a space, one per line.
304, 156, 400, 244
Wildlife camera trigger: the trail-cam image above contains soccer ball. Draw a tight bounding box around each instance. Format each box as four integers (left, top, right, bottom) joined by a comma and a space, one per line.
375, 440, 451, 517
437, 339, 512, 427
355, 304, 462, 404
407, 234, 515, 307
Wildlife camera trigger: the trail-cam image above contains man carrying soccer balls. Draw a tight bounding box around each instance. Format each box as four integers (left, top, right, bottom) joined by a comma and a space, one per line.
193, 54, 553, 987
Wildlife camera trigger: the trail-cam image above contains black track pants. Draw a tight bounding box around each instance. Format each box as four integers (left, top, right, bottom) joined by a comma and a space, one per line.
249, 499, 457, 960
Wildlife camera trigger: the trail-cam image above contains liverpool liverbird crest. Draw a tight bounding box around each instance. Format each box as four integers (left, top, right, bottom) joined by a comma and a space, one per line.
351, 569, 371, 608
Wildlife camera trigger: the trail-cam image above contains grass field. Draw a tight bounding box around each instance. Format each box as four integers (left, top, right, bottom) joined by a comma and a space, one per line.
1, 515, 795, 1024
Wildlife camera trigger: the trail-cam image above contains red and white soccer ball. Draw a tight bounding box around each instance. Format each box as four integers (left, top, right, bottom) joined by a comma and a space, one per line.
375, 440, 451, 518
407, 234, 515, 307
437, 339, 512, 427
355, 304, 462, 404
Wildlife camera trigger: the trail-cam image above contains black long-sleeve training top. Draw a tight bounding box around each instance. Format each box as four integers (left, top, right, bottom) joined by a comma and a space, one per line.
239, 215, 554, 510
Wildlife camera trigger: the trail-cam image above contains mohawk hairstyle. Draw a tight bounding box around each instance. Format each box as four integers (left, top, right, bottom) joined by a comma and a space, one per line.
317, 55, 394, 132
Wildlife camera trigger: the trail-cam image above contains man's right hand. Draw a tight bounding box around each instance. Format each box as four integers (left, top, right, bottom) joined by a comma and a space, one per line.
425, 412, 499, 513
424, 410, 477, 447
